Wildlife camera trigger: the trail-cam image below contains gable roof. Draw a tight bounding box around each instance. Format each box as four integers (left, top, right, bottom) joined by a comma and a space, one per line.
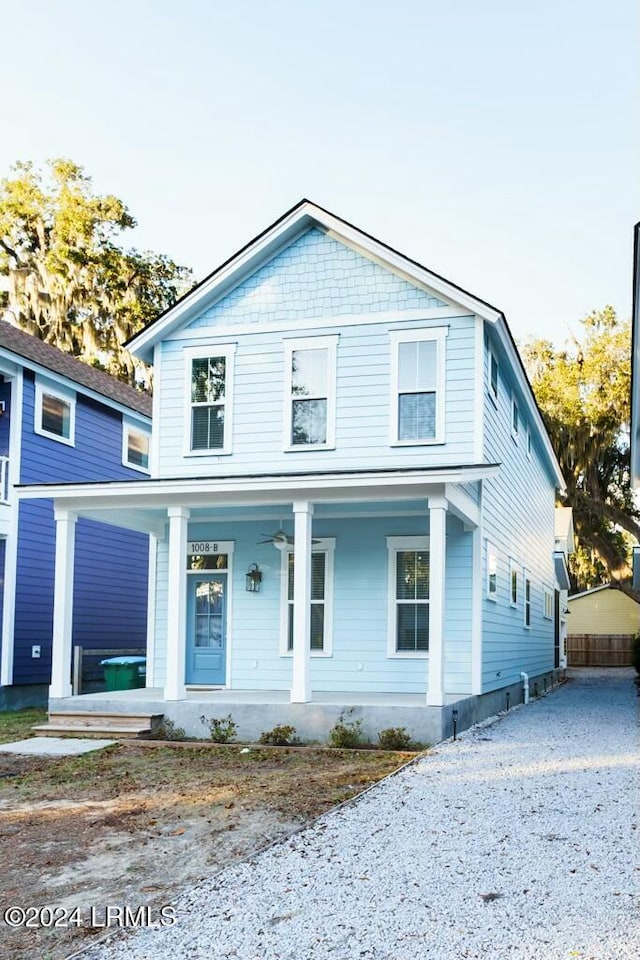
127, 199, 504, 357
568, 583, 640, 604
125, 198, 563, 489
0, 321, 152, 419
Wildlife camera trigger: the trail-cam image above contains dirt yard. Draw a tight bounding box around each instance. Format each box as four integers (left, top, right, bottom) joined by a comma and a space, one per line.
0, 713, 417, 960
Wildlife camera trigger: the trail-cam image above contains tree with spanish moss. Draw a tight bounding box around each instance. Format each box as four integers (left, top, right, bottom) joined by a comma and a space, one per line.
0, 159, 192, 387
522, 307, 639, 594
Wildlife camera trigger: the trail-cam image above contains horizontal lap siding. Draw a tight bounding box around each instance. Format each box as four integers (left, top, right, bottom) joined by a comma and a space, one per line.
444, 520, 473, 694
154, 514, 473, 696
71, 519, 148, 652
12, 374, 151, 684
157, 318, 477, 476
156, 226, 478, 477
481, 330, 557, 691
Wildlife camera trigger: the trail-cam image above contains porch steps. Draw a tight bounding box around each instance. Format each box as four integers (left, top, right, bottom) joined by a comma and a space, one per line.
32, 712, 164, 739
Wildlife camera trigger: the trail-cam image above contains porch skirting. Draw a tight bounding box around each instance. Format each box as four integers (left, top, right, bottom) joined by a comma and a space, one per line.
49, 670, 561, 744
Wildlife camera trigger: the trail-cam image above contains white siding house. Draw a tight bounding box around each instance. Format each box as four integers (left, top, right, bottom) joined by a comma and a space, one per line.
20, 201, 566, 742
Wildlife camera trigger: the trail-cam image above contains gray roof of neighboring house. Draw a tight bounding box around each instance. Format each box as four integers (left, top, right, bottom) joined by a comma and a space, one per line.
0, 320, 152, 418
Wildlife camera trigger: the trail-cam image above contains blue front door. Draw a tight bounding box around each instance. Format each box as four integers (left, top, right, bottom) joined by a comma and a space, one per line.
186, 574, 227, 685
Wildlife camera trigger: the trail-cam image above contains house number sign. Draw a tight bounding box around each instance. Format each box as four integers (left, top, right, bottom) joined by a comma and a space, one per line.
186, 541, 234, 555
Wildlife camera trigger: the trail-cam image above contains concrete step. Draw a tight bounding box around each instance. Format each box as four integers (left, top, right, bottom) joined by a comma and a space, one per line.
33, 712, 163, 739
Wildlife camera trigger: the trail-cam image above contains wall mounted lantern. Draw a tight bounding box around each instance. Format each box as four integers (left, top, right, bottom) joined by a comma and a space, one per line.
245, 563, 262, 593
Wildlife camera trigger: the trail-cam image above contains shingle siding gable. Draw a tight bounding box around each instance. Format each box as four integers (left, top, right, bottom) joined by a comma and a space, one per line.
187, 228, 447, 330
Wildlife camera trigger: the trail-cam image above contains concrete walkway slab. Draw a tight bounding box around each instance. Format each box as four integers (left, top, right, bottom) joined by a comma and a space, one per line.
0, 736, 115, 756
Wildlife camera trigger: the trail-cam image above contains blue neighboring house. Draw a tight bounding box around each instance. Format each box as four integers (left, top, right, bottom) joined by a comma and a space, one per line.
0, 319, 151, 708
22, 201, 568, 741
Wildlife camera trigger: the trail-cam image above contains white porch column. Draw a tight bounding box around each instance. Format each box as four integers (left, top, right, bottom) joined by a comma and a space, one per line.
164, 506, 190, 701
49, 508, 77, 699
290, 500, 313, 703
426, 497, 447, 706
471, 525, 483, 694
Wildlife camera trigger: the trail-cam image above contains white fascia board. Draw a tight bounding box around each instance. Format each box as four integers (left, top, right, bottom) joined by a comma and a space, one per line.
128, 210, 316, 362
16, 464, 500, 510
128, 200, 503, 363
568, 583, 614, 602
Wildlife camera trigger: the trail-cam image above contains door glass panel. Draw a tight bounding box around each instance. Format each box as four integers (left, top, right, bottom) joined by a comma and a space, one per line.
194, 580, 224, 648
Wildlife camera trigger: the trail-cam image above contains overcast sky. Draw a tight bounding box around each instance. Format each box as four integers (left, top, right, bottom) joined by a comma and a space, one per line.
2, 0, 637, 345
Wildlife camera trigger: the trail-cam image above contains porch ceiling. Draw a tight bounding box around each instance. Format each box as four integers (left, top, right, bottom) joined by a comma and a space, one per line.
17, 463, 497, 535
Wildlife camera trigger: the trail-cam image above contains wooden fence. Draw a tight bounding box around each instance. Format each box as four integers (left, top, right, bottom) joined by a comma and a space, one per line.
567, 634, 634, 667
72, 646, 146, 695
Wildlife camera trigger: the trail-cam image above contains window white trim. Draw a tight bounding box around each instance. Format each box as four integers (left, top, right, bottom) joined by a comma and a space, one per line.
543, 584, 554, 620
486, 542, 498, 601
509, 557, 519, 607
488, 346, 499, 407
511, 396, 520, 442
526, 427, 532, 460
386, 535, 430, 658
34, 379, 75, 446
183, 343, 236, 457
524, 570, 532, 628
122, 418, 151, 473
279, 538, 335, 657
389, 327, 447, 446
282, 335, 338, 452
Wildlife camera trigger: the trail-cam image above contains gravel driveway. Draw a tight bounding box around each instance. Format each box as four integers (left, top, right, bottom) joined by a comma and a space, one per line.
83, 668, 639, 960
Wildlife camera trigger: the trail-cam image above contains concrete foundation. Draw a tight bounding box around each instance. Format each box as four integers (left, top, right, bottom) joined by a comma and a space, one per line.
49, 670, 563, 745
0, 684, 48, 712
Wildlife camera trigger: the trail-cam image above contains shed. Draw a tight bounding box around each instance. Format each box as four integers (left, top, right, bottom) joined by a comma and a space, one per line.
567, 585, 639, 666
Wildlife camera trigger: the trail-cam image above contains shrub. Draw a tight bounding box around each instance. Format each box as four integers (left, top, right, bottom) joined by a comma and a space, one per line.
328, 710, 363, 749
200, 713, 238, 743
152, 718, 186, 741
258, 724, 300, 746
377, 726, 414, 751
632, 633, 640, 676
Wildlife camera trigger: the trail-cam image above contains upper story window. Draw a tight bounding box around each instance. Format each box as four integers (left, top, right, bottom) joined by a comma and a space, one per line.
185, 345, 236, 456
511, 397, 520, 441
123, 419, 151, 472
489, 348, 499, 404
34, 381, 75, 446
486, 542, 498, 600
387, 536, 430, 656
390, 328, 447, 446
283, 336, 338, 450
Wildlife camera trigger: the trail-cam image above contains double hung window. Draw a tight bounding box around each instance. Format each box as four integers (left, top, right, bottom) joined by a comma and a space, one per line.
390, 328, 446, 445
281, 539, 335, 655
524, 572, 532, 627
387, 537, 430, 655
186, 345, 235, 454
284, 336, 337, 449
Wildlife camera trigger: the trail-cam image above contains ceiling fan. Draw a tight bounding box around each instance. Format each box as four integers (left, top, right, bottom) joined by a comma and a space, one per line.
258, 528, 320, 551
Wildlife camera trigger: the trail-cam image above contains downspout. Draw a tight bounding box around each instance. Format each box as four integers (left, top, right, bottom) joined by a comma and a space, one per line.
520, 671, 530, 704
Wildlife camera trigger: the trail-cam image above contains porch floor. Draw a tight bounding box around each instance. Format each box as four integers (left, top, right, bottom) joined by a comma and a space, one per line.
57, 687, 467, 708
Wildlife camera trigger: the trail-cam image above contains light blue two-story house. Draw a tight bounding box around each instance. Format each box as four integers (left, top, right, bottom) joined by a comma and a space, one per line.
0, 320, 151, 709
21, 201, 566, 740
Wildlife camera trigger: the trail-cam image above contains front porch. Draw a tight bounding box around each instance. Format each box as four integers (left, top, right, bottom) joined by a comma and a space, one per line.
46, 673, 549, 744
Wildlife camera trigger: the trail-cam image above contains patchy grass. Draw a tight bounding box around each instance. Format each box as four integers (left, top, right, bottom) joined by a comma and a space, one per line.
0, 707, 47, 744
0, 737, 421, 960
